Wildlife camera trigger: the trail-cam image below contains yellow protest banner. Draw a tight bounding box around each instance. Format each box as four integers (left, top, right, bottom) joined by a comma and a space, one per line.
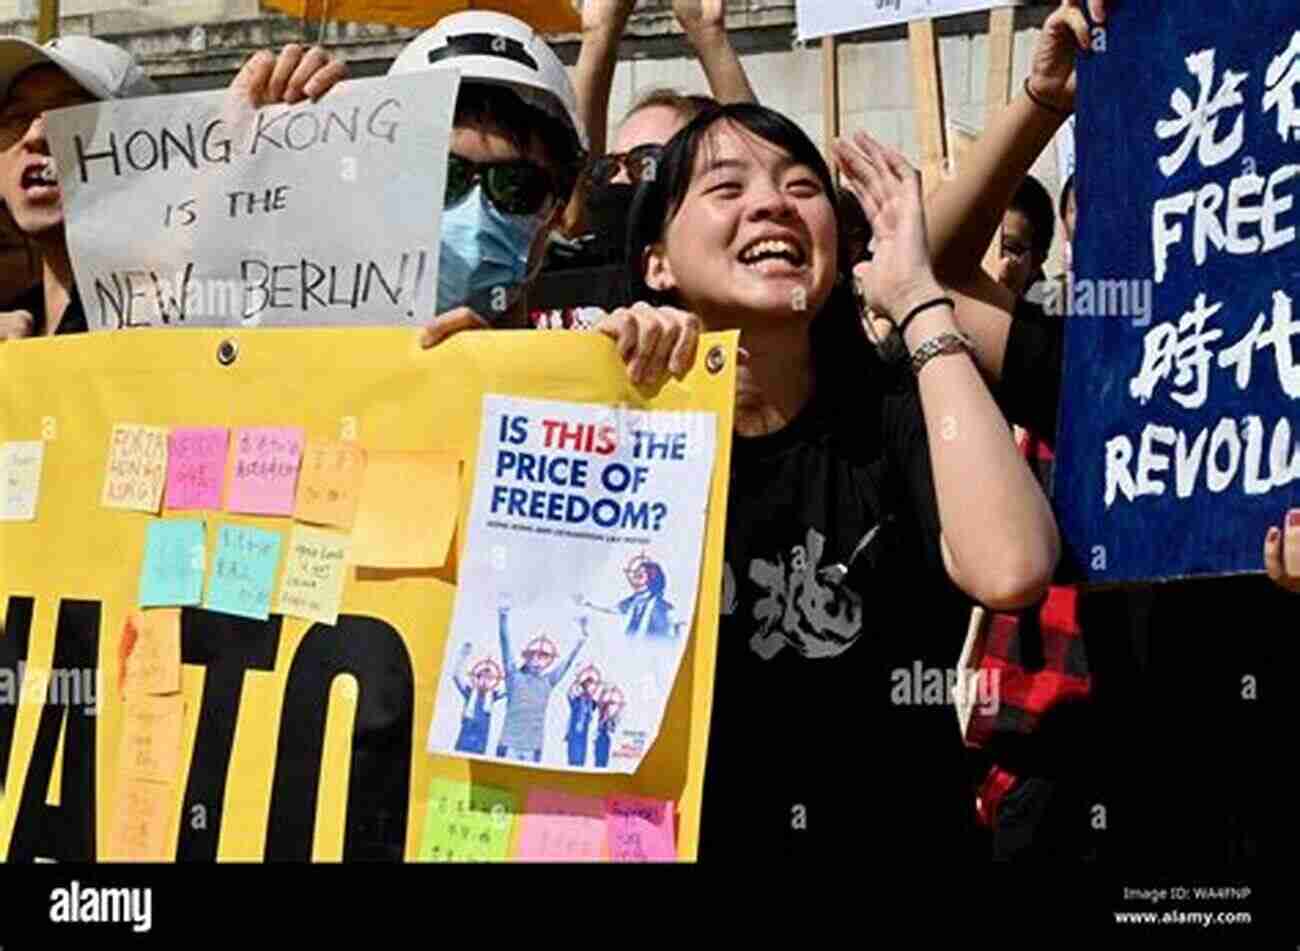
0, 327, 736, 861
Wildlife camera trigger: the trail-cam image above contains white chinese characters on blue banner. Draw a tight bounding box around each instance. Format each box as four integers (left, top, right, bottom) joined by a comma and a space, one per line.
1056, 0, 1300, 582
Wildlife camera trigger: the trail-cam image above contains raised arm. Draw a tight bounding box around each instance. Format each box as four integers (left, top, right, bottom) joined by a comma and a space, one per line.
550, 619, 590, 687
674, 0, 758, 104
844, 133, 1059, 610
574, 0, 637, 160
906, 0, 1107, 381
497, 606, 513, 672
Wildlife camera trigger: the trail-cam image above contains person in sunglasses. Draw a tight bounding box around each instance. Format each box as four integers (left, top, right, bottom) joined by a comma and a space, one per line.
407, 12, 702, 386
0, 37, 346, 341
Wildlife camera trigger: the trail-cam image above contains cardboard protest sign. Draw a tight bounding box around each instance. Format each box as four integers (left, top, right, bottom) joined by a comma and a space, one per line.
45, 71, 459, 330
795, 0, 1021, 42
1056, 0, 1300, 581
0, 327, 736, 861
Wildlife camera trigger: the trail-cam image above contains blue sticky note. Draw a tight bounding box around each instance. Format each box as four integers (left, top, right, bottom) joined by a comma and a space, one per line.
138, 519, 206, 608
203, 523, 282, 620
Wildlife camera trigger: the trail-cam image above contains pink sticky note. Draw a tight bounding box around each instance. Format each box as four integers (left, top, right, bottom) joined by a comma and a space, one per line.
165, 427, 229, 510
605, 796, 676, 862
226, 427, 304, 516
518, 790, 606, 863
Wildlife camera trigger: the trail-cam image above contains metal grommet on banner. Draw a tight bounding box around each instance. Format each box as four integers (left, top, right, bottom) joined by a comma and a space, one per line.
705, 346, 726, 375
217, 339, 238, 366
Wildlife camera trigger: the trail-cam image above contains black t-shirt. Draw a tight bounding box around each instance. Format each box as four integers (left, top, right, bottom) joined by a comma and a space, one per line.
699, 341, 980, 860
999, 297, 1291, 861
10, 282, 88, 336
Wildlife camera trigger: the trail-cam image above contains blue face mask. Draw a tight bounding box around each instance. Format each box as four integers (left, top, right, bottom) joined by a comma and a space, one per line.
436, 184, 546, 320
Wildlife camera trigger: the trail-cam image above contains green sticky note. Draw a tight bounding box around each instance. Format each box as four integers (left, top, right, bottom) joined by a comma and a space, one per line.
418, 778, 516, 863
139, 518, 206, 608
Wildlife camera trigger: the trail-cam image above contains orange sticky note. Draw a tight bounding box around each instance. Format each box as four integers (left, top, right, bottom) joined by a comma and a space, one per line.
102, 424, 168, 513
294, 440, 367, 529
120, 694, 184, 783
350, 452, 458, 568
106, 777, 172, 862
123, 609, 181, 698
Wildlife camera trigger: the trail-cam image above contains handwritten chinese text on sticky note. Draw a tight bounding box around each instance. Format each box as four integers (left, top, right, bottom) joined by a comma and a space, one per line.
204, 523, 282, 620
419, 778, 515, 862
226, 427, 303, 516
294, 439, 366, 528
0, 440, 44, 521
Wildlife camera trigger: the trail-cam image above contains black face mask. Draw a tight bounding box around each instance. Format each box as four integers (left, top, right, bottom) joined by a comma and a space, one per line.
585, 182, 638, 263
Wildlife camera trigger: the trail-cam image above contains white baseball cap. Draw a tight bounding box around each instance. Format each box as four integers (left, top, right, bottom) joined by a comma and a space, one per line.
0, 34, 157, 105
389, 10, 587, 154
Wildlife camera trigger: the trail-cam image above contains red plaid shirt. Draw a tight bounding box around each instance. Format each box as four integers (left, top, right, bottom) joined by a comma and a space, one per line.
968, 429, 1092, 827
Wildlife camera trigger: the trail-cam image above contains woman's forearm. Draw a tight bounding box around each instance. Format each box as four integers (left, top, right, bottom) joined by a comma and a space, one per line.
905, 295, 1060, 609
926, 93, 1065, 287
685, 24, 757, 104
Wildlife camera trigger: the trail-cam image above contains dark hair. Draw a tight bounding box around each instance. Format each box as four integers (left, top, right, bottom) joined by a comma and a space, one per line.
1009, 174, 1055, 265
1058, 172, 1075, 220
836, 187, 872, 271
454, 81, 585, 204
623, 88, 717, 128
624, 102, 874, 397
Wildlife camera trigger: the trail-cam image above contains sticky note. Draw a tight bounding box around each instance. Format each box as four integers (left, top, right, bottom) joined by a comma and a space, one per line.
102, 424, 168, 513
138, 518, 205, 607
226, 427, 304, 516
606, 795, 677, 862
120, 694, 184, 783
294, 439, 366, 528
122, 610, 181, 698
165, 427, 229, 510
351, 452, 458, 568
418, 778, 515, 863
0, 440, 44, 521
275, 525, 349, 626
106, 777, 173, 862
518, 790, 607, 862
204, 523, 282, 620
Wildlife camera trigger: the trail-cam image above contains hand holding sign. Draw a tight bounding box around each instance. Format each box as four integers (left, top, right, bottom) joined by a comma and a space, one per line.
0, 310, 33, 341
594, 304, 701, 386
1028, 0, 1113, 112
229, 44, 348, 107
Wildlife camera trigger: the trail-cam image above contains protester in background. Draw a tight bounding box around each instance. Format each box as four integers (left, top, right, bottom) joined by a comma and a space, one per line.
915, 0, 1297, 860
616, 100, 1058, 859
530, 0, 756, 329
0, 36, 345, 340
992, 174, 1054, 299
410, 11, 702, 390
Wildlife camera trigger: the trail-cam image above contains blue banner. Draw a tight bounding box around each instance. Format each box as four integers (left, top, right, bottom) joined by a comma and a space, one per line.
1056, 0, 1300, 582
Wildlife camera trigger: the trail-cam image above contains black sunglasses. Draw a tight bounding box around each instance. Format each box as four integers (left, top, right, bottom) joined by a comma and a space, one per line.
445, 153, 555, 217
590, 144, 663, 186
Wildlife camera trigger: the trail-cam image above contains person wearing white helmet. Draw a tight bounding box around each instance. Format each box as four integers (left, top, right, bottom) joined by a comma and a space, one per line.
0, 37, 346, 339
410, 10, 702, 390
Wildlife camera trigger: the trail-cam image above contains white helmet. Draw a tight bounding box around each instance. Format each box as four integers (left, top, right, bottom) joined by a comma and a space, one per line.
389, 10, 587, 154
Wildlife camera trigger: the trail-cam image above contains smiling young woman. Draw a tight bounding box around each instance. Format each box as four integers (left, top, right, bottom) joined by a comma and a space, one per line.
624, 103, 1060, 860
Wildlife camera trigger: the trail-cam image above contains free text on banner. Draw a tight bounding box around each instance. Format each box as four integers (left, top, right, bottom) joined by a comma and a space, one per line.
0, 328, 737, 861
794, 0, 1023, 43
1056, 0, 1300, 581
45, 69, 460, 331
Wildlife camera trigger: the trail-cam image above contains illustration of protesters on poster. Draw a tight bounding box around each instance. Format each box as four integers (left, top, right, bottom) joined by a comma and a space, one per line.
427, 395, 718, 773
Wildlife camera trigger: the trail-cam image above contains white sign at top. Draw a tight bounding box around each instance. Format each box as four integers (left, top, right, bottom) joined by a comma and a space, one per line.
46, 70, 460, 331
796, 0, 1023, 42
